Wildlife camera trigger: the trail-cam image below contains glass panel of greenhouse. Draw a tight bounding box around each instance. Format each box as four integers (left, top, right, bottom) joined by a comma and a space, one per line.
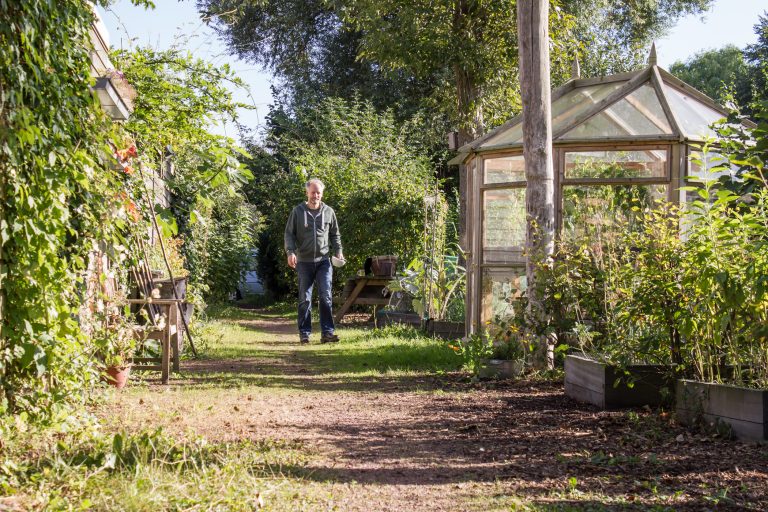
560, 85, 672, 139
564, 149, 669, 179
481, 82, 624, 148
561, 183, 669, 241
482, 188, 526, 263
662, 83, 726, 139
480, 267, 526, 325
484, 155, 526, 184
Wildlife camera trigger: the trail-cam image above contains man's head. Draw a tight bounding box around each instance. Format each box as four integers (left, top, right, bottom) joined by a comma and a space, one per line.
305, 178, 325, 208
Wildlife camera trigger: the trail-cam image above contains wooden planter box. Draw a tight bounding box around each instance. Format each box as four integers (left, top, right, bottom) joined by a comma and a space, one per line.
478, 359, 524, 380
426, 319, 465, 340
375, 310, 421, 328
154, 276, 188, 300
564, 354, 673, 409
676, 380, 768, 442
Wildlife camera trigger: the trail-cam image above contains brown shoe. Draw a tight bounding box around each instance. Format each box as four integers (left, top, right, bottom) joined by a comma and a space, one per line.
320, 333, 339, 343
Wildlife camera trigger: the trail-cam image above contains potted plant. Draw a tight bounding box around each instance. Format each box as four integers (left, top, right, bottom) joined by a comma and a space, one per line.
451, 322, 526, 380
478, 335, 526, 380
92, 303, 139, 389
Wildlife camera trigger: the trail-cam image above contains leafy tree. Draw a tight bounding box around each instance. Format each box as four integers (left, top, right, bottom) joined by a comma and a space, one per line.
670, 46, 752, 110
199, 0, 712, 140
243, 98, 439, 296
112, 47, 259, 302
745, 12, 768, 106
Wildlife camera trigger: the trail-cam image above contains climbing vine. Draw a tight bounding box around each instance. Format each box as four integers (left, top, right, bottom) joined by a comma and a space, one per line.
0, 0, 149, 419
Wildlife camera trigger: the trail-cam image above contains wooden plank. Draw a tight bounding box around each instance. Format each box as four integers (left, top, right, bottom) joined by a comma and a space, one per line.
133, 365, 162, 371
170, 301, 180, 372
334, 278, 367, 322
126, 298, 183, 306
565, 380, 606, 409
132, 357, 161, 363
677, 380, 764, 423
349, 298, 390, 305
161, 323, 170, 384
566, 355, 672, 409
564, 355, 607, 394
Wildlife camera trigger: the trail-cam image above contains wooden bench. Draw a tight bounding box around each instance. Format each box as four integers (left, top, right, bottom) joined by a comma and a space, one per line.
127, 298, 183, 384
334, 276, 394, 323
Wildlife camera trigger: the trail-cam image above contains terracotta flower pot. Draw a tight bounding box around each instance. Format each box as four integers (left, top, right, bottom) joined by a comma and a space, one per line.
104, 365, 131, 389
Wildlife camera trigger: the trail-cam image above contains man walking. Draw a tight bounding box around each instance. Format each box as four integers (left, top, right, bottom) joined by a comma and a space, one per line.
284, 179, 343, 344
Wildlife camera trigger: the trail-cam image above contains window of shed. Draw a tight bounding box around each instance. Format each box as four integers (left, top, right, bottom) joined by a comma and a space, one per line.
564, 149, 669, 179
562, 183, 668, 240
484, 155, 525, 184
480, 267, 526, 325
483, 188, 526, 263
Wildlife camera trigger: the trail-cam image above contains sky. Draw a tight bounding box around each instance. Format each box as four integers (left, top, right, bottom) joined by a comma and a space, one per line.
99, 0, 766, 140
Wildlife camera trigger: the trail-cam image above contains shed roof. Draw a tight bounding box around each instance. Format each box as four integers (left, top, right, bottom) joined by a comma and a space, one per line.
450, 65, 738, 165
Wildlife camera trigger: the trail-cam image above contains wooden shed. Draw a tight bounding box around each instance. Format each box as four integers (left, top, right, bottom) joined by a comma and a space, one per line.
451, 60, 747, 334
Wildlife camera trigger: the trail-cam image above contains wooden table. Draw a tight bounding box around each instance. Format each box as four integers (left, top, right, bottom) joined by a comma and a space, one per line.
334, 276, 394, 323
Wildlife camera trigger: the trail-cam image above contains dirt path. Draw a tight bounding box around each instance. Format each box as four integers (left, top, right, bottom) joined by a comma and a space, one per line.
105, 310, 768, 511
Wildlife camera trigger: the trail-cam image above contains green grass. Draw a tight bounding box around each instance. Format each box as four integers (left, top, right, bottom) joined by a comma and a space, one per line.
1, 425, 315, 511
0, 306, 468, 510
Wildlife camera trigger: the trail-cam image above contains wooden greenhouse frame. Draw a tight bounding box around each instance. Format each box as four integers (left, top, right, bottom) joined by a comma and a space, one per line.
451, 59, 754, 334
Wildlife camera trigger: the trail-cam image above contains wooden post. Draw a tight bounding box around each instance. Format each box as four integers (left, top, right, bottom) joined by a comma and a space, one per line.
518, 0, 556, 369
161, 303, 171, 385
170, 301, 180, 372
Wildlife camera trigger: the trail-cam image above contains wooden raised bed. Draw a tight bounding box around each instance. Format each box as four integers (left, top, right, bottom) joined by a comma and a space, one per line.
425, 319, 465, 340
565, 354, 673, 409
478, 359, 524, 380
375, 310, 421, 328
676, 380, 768, 442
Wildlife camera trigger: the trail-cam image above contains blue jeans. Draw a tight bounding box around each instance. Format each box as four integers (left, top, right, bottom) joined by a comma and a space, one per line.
297, 259, 335, 337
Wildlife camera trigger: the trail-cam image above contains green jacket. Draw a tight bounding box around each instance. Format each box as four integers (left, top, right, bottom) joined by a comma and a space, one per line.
284, 202, 342, 263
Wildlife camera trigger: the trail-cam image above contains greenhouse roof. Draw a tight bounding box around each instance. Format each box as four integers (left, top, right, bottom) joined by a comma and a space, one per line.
452, 64, 740, 163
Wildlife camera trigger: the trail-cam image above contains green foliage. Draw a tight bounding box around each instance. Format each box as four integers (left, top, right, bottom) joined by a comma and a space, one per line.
112, 47, 259, 303
711, 101, 768, 197
245, 97, 439, 296
745, 12, 768, 107
670, 46, 752, 111
546, 136, 768, 386
450, 327, 526, 376
388, 248, 466, 321
201, 0, 712, 138
195, 192, 260, 301
449, 334, 494, 375
0, 1, 151, 417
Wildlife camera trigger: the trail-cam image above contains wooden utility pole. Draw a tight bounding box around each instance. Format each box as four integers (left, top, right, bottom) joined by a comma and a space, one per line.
518, 0, 555, 368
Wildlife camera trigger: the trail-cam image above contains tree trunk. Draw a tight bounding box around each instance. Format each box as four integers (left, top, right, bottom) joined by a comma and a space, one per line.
518, 0, 555, 369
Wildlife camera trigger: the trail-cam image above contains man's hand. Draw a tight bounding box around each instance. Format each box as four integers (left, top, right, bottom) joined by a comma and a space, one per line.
287, 253, 297, 269
336, 252, 344, 262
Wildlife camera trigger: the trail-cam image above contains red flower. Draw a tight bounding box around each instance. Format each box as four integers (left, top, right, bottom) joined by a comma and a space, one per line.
123, 165, 134, 175
127, 145, 138, 158
126, 201, 141, 222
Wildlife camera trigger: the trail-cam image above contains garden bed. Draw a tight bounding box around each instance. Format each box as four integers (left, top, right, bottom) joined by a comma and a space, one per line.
565, 354, 673, 410
676, 379, 768, 442
375, 310, 421, 328
425, 319, 465, 339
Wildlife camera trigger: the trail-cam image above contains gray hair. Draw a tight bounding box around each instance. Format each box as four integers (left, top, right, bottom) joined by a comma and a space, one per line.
305, 178, 325, 191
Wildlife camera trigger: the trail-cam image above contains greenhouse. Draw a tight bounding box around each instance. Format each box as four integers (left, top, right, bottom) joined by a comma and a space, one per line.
451, 59, 750, 334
